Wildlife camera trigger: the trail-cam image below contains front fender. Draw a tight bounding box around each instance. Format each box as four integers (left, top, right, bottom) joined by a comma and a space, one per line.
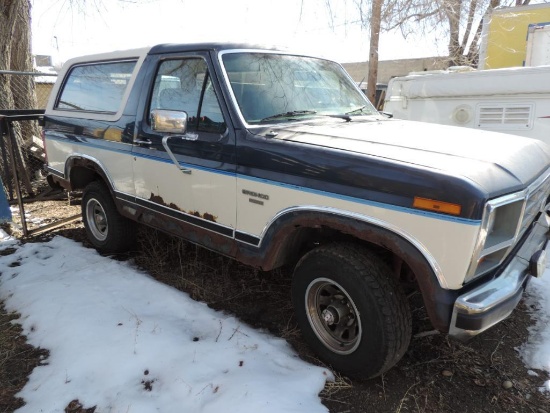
237, 207, 457, 332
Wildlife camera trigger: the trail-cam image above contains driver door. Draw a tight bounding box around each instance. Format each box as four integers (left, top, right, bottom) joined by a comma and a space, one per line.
132, 53, 236, 240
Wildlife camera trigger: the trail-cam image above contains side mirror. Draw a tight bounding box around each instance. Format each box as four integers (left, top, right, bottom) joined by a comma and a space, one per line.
151, 109, 188, 133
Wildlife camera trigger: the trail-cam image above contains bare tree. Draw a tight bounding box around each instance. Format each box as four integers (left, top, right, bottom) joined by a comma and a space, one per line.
321, 0, 547, 101
0, 0, 39, 195
367, 0, 383, 104
0, 0, 36, 112
380, 0, 546, 66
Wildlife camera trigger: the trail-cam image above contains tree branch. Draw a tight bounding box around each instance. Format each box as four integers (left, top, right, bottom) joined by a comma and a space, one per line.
460, 0, 478, 51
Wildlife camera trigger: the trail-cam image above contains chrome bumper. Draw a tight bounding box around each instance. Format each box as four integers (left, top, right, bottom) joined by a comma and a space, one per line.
449, 210, 550, 341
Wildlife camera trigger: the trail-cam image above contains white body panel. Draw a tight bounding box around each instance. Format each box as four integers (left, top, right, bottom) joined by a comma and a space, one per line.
45, 138, 135, 196
383, 66, 550, 144
133, 156, 236, 229
236, 175, 480, 290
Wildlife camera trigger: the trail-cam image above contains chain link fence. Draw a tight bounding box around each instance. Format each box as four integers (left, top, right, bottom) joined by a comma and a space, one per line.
0, 70, 56, 194
1, 70, 56, 109
0, 70, 81, 236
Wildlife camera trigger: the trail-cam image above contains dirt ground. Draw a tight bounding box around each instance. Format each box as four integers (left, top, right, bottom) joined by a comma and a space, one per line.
1, 195, 549, 413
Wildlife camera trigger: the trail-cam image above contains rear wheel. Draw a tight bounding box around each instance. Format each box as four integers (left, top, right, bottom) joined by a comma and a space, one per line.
291, 243, 412, 379
82, 181, 136, 253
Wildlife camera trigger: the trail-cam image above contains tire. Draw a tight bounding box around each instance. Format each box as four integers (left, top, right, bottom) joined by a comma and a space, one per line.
291, 243, 412, 379
81, 181, 137, 253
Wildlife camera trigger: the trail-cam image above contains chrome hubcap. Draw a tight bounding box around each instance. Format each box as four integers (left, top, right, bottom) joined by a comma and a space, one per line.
305, 278, 361, 354
86, 198, 108, 241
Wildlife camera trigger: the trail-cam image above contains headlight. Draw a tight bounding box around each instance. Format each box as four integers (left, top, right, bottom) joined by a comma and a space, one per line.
465, 192, 526, 283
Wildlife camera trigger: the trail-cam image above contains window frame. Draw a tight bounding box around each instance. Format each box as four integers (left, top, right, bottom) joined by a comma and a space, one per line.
54, 60, 137, 115
49, 55, 146, 122
148, 56, 227, 135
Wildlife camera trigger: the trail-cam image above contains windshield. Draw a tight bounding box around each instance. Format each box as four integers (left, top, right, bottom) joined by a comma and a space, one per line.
221, 52, 377, 124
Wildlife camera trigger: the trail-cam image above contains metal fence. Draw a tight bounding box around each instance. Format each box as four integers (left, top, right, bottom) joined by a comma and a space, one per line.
1, 69, 56, 177
0, 70, 56, 109
0, 71, 81, 236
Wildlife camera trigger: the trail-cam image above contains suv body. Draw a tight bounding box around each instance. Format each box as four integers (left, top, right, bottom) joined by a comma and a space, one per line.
43, 43, 550, 378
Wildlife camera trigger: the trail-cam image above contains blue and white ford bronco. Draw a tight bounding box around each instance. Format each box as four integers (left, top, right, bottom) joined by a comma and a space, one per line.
43, 43, 550, 379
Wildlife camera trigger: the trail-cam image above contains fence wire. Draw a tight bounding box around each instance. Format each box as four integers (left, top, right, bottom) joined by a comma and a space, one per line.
0, 71, 81, 236
1, 70, 56, 109
0, 70, 56, 198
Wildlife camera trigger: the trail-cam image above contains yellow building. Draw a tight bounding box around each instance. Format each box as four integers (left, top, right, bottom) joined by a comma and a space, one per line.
479, 3, 550, 69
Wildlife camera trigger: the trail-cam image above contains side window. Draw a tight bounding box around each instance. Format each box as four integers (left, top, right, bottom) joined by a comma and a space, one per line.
150, 58, 226, 134
56, 61, 136, 113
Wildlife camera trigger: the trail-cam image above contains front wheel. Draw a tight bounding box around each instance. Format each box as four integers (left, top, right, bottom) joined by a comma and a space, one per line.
82, 181, 136, 253
291, 243, 412, 379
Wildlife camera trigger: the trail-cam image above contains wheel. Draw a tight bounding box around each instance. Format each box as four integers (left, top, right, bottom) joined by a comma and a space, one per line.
81, 181, 136, 253
291, 243, 412, 379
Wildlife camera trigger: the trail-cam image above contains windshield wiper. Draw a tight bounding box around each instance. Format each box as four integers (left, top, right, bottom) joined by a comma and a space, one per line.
345, 106, 368, 115
260, 110, 317, 122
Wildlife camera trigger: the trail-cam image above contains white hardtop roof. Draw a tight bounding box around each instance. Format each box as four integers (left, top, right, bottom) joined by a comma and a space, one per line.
62, 47, 152, 66
392, 65, 550, 98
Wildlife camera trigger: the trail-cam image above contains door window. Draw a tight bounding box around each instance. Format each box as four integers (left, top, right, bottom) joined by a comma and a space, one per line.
150, 58, 226, 134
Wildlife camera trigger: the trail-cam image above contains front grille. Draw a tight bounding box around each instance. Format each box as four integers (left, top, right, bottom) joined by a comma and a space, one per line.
520, 170, 550, 236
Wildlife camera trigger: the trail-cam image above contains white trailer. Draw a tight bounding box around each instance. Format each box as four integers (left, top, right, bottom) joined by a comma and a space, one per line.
526, 23, 550, 67
383, 65, 550, 144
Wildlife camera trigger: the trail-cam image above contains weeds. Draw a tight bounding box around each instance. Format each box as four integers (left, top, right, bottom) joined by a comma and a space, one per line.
0, 304, 48, 412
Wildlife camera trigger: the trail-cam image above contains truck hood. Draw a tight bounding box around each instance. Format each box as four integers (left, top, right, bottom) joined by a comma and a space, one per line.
264, 118, 550, 195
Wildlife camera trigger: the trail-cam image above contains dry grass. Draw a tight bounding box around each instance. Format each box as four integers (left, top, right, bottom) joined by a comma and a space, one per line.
134, 227, 294, 324
0, 303, 48, 413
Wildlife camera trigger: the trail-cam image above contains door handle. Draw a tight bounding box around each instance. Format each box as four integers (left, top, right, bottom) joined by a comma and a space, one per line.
161, 135, 192, 175
179, 132, 198, 141
134, 138, 152, 146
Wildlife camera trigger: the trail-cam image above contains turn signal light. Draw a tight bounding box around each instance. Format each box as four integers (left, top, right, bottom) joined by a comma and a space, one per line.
413, 197, 461, 216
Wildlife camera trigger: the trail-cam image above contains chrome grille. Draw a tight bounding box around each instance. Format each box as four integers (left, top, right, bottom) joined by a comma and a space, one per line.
520, 171, 550, 236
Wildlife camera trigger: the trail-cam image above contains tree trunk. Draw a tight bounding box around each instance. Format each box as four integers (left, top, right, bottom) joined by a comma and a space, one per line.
11, 0, 40, 144
445, 0, 464, 66
0, 1, 19, 111
1, 0, 37, 113
466, 0, 502, 67
367, 0, 383, 107
0, 0, 37, 196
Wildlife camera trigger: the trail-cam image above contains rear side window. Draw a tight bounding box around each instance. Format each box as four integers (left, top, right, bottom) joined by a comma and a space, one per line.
56, 61, 136, 113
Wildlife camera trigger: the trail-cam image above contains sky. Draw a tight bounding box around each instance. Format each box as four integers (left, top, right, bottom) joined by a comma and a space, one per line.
30, 0, 449, 66
0, 211, 548, 411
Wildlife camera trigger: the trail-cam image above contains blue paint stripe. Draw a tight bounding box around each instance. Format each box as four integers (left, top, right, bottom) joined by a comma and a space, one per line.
46, 135, 133, 156
133, 151, 236, 177
238, 174, 481, 226
46, 135, 236, 177
46, 135, 480, 226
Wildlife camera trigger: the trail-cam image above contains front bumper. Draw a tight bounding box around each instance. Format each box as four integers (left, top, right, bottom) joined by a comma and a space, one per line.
449, 210, 550, 341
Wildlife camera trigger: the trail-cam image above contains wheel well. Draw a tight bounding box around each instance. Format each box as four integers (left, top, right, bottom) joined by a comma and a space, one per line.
70, 166, 99, 190
66, 156, 113, 192
271, 225, 416, 288
263, 213, 452, 330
